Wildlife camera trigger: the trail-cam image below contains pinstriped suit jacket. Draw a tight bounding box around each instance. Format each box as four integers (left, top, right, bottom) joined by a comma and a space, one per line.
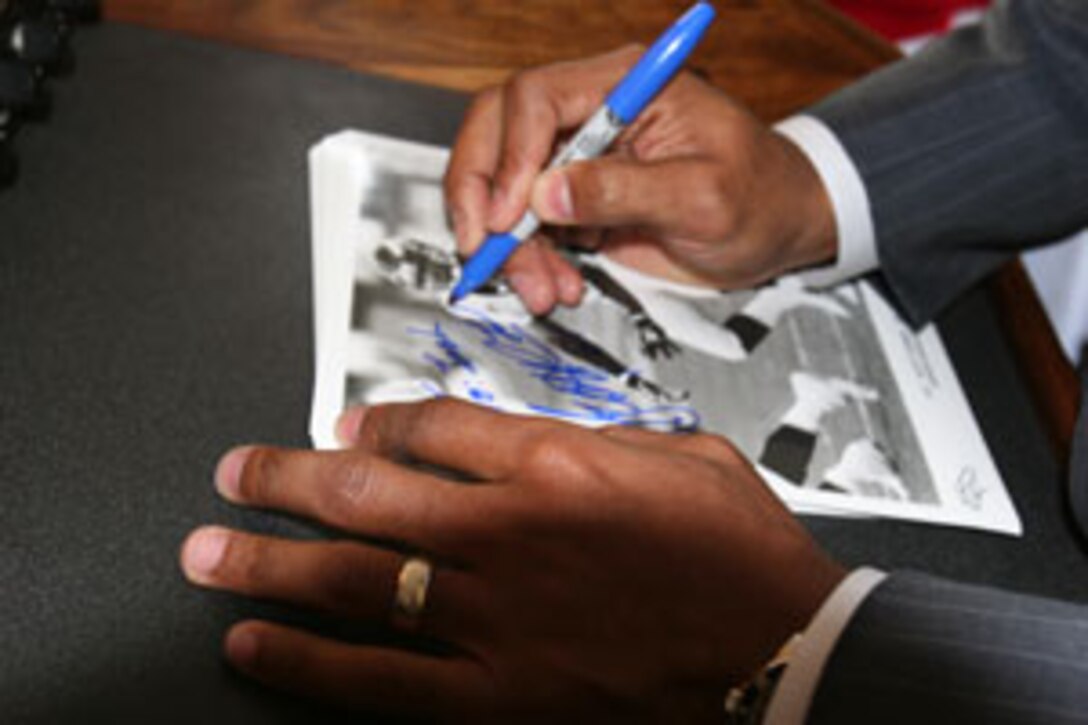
812, 0, 1088, 326
808, 571, 1088, 723
803, 1, 1088, 722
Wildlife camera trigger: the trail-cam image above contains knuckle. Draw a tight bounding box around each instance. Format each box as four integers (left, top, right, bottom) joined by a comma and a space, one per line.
420, 395, 463, 421
682, 432, 745, 466
463, 85, 503, 131
520, 427, 591, 482
405, 397, 457, 447
313, 544, 388, 610
699, 171, 739, 237
362, 398, 456, 459
237, 447, 284, 503
671, 69, 702, 95
353, 410, 386, 453
220, 534, 267, 587
443, 170, 483, 209
320, 454, 379, 520
571, 162, 618, 216
497, 144, 535, 183
505, 67, 546, 105
472, 84, 502, 113
520, 429, 564, 469
598, 424, 629, 439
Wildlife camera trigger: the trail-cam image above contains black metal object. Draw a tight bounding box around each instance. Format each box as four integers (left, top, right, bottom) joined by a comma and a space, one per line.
0, 136, 15, 186
8, 15, 74, 72
0, 58, 39, 108
0, 0, 97, 187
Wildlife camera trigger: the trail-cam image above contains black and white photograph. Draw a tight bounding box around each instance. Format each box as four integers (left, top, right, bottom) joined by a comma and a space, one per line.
309, 130, 1021, 534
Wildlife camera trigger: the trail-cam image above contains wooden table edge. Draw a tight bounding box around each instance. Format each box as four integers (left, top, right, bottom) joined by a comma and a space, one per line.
98, 0, 1081, 463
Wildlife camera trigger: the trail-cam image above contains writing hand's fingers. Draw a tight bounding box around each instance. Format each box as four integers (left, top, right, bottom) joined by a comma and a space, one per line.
180, 527, 480, 637
445, 86, 504, 254
224, 621, 490, 718
488, 46, 640, 232
499, 235, 583, 314
502, 236, 560, 315
339, 398, 554, 482
542, 242, 585, 307
532, 155, 730, 237
214, 446, 483, 551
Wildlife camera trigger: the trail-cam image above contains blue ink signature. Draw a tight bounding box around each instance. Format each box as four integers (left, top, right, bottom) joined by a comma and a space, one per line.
408, 321, 477, 375
407, 312, 699, 431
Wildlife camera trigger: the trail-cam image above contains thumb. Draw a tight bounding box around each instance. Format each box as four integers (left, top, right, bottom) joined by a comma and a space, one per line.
530, 156, 728, 237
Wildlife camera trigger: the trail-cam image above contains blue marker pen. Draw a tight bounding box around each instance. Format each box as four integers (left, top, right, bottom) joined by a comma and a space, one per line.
449, 2, 716, 304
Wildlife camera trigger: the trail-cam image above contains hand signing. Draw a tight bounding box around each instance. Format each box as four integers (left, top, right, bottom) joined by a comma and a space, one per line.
444, 47, 837, 315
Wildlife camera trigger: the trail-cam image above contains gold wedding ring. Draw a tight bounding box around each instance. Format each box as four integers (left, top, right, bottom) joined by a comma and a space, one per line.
393, 556, 433, 624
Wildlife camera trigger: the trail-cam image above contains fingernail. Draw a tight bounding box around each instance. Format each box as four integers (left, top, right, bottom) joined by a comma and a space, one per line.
215, 446, 255, 502
510, 272, 551, 315
533, 170, 574, 223
182, 527, 229, 583
226, 624, 260, 669
335, 406, 368, 447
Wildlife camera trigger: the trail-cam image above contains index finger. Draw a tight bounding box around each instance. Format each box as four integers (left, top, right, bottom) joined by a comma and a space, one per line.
215, 444, 485, 552
488, 45, 642, 232
444, 86, 504, 255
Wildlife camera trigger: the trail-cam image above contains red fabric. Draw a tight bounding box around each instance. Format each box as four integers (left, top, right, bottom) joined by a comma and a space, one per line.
828, 0, 991, 41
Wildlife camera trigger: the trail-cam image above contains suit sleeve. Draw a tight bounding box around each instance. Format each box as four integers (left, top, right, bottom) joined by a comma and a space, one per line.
805, 571, 1088, 724
808, 0, 1088, 325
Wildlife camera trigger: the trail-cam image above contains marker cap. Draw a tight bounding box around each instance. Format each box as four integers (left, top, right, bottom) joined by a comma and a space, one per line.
604, 2, 716, 124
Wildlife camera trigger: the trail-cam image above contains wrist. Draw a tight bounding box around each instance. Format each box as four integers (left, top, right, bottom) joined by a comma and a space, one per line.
774, 115, 879, 287
775, 131, 839, 273
782, 556, 848, 648
725, 561, 859, 725
773, 533, 848, 634
733, 543, 846, 688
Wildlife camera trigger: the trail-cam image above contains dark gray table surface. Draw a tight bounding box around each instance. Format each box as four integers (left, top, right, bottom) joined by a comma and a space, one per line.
1, 22, 1085, 724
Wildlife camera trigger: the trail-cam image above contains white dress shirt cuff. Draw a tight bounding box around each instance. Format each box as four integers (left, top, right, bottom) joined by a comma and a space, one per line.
761, 567, 887, 724
773, 115, 879, 287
